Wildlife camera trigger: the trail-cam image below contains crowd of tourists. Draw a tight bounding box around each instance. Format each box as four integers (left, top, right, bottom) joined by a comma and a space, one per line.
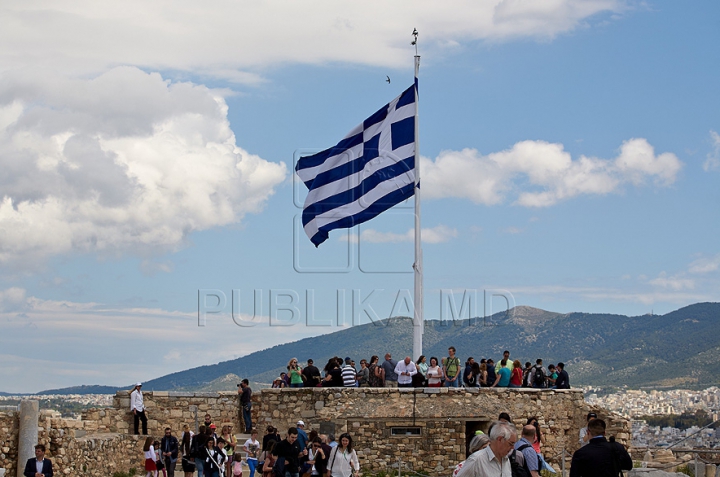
124, 348, 577, 477
454, 412, 633, 477
133, 414, 359, 477
272, 349, 570, 390
122, 410, 628, 477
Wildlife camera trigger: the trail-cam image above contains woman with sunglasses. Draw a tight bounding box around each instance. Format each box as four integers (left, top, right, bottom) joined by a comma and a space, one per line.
327, 433, 359, 477
288, 358, 304, 388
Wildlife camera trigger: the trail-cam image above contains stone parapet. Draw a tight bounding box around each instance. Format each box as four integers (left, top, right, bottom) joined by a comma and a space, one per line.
2, 388, 630, 477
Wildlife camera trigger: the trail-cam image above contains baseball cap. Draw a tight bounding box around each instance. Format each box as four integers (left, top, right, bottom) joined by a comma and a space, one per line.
210, 424, 217, 429
297, 420, 305, 426
135, 382, 142, 387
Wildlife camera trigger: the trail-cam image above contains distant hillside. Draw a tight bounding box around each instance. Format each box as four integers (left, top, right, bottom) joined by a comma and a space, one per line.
36, 385, 124, 395
138, 302, 720, 391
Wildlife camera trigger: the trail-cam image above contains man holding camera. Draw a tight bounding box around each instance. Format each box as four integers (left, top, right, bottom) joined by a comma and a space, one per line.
238, 379, 253, 433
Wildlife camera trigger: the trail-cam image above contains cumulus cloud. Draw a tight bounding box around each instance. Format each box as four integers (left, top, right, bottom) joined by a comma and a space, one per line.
703, 130, 720, 172
421, 138, 682, 207
0, 67, 287, 266
0, 1, 624, 78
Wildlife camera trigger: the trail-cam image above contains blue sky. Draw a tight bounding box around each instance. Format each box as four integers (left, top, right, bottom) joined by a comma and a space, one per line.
0, 1, 718, 392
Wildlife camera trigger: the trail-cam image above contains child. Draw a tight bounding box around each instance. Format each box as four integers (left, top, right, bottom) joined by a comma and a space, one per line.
143, 437, 158, 477
154, 440, 167, 477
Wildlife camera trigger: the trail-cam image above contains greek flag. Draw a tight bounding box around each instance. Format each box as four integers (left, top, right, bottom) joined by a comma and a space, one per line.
296, 82, 417, 247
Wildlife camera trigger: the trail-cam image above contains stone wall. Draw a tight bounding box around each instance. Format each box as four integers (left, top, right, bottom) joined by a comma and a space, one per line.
0, 411, 19, 477
255, 387, 631, 475
110, 391, 243, 435
0, 388, 630, 477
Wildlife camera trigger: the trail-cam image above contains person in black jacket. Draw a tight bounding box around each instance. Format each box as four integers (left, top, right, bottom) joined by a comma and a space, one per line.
203, 438, 226, 477
24, 444, 53, 477
273, 427, 305, 477
263, 425, 281, 452
302, 359, 322, 387
569, 419, 632, 477
160, 427, 180, 477
555, 362, 570, 389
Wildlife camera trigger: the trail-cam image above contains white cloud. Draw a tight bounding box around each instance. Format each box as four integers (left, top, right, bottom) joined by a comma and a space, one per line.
503, 227, 523, 234
0, 67, 287, 267
508, 284, 712, 307
421, 138, 682, 207
0, 288, 341, 393
688, 254, 720, 274
140, 259, 175, 276
703, 130, 720, 172
649, 271, 694, 291
0, 1, 624, 78
354, 225, 458, 244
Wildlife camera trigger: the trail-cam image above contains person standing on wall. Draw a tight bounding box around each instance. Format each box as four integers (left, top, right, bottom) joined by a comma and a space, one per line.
394, 356, 418, 388
131, 382, 148, 435
239, 379, 253, 433
381, 353, 398, 388
444, 347, 461, 388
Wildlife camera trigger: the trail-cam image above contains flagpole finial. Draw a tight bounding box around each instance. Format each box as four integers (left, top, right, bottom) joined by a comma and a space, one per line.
411, 28, 418, 56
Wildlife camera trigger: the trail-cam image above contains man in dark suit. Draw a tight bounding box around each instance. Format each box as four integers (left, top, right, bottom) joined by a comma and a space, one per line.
24, 444, 53, 477
570, 418, 632, 477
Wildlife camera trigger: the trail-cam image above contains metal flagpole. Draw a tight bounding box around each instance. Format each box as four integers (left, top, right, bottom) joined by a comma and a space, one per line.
412, 28, 423, 360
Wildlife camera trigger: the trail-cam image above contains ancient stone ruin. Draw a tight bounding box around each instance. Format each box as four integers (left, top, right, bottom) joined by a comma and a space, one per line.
0, 387, 629, 476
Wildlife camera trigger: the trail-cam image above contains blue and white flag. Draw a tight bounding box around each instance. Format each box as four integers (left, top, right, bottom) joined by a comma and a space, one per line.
296, 82, 417, 247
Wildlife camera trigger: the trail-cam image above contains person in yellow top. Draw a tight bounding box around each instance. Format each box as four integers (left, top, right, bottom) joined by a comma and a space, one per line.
221, 425, 237, 477
495, 350, 515, 374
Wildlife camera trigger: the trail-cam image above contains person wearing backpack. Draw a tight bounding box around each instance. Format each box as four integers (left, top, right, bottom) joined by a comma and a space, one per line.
530, 359, 547, 389
443, 346, 461, 388
513, 426, 540, 477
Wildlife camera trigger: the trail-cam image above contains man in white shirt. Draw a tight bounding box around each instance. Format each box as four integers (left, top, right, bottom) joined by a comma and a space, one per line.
456, 421, 516, 477
130, 382, 148, 435
394, 356, 418, 388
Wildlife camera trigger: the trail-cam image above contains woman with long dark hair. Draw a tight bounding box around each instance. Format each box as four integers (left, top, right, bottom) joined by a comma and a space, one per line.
327, 433, 360, 477
414, 355, 428, 387
180, 430, 196, 477
143, 436, 158, 477
367, 355, 384, 387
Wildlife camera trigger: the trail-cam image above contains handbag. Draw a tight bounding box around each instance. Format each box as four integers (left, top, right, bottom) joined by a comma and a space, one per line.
182, 456, 196, 472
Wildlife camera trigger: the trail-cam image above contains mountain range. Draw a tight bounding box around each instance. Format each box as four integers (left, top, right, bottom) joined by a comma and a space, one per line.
141, 302, 720, 391
9, 302, 720, 394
